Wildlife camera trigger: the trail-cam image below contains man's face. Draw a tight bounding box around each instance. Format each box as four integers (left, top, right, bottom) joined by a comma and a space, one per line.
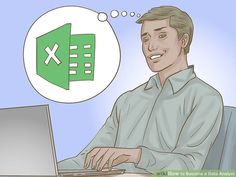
141, 19, 183, 72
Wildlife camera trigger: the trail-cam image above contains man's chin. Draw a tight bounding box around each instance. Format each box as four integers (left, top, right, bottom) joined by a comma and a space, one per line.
148, 66, 162, 73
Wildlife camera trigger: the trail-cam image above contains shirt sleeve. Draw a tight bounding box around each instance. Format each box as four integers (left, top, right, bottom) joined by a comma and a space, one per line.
58, 93, 128, 170
135, 93, 223, 173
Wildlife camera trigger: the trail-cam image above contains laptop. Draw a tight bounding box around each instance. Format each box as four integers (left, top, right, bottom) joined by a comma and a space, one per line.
0, 105, 125, 176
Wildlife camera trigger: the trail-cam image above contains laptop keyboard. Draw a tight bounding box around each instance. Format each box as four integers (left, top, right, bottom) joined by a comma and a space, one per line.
59, 168, 125, 176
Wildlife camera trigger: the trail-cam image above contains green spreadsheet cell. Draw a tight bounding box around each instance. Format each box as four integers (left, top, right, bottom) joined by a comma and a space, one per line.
36, 23, 95, 90
69, 34, 95, 81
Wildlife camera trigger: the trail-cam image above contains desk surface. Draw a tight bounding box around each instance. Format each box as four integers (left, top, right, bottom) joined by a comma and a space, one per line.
61, 174, 151, 177
59, 173, 151, 177
0, 174, 151, 177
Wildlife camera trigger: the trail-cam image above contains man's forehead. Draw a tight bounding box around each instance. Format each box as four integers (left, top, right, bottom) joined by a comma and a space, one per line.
141, 19, 170, 33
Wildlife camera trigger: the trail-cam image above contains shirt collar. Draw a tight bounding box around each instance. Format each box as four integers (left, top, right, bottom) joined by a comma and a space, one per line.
145, 65, 196, 93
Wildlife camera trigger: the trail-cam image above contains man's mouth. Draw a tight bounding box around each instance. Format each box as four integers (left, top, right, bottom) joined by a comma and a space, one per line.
149, 54, 163, 60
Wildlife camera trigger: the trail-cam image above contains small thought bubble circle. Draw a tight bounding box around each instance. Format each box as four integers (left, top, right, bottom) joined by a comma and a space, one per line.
98, 12, 108, 22
121, 11, 127, 17
111, 10, 119, 18
130, 12, 135, 17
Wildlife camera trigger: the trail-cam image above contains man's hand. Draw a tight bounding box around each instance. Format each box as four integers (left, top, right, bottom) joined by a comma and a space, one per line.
84, 147, 141, 171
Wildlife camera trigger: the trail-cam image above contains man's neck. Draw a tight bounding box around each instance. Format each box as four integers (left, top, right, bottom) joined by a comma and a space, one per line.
159, 53, 188, 87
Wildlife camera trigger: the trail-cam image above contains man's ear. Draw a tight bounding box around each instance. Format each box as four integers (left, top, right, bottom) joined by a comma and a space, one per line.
181, 33, 189, 48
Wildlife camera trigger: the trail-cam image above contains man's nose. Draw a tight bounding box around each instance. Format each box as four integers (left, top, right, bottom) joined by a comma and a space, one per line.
148, 39, 158, 51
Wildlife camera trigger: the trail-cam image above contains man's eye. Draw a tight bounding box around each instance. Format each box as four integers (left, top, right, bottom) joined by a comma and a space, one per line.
159, 33, 167, 39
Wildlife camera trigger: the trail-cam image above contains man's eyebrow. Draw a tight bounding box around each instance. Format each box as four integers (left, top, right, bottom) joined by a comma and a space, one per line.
141, 27, 167, 37
141, 32, 148, 37
154, 27, 167, 31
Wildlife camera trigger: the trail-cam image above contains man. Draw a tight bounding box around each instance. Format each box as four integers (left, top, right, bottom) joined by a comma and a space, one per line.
58, 6, 223, 174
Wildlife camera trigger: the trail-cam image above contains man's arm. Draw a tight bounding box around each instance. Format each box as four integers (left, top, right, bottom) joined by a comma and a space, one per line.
135, 94, 223, 173
58, 93, 128, 170
83, 93, 223, 173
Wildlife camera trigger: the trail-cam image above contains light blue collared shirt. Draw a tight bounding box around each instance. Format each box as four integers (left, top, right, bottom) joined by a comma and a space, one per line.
58, 66, 223, 174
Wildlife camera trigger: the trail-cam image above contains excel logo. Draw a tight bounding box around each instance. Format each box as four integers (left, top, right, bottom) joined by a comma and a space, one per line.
36, 23, 96, 90
24, 6, 120, 103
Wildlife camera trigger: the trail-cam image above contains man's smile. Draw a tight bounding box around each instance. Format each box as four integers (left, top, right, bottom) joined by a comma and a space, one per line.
149, 54, 164, 62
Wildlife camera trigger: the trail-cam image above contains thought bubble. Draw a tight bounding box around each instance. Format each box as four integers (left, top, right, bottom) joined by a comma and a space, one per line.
24, 6, 120, 103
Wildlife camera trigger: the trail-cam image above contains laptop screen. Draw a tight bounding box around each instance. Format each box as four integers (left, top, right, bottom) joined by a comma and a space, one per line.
0, 105, 58, 176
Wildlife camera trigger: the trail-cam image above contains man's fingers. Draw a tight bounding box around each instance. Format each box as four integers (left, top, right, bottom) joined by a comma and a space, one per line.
111, 155, 129, 167
84, 148, 100, 168
107, 152, 127, 170
104, 152, 128, 170
91, 148, 109, 169
108, 153, 116, 170
97, 151, 115, 171
85, 147, 135, 170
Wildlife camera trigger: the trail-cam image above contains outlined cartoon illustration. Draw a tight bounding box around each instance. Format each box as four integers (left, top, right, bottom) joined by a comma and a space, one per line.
58, 6, 224, 174
36, 23, 96, 90
1, 1, 236, 177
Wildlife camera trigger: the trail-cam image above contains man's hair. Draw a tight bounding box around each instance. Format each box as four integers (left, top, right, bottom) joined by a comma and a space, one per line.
136, 6, 194, 54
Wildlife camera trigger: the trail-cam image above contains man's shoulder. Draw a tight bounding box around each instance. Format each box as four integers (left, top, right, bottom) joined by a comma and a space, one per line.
187, 76, 222, 99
